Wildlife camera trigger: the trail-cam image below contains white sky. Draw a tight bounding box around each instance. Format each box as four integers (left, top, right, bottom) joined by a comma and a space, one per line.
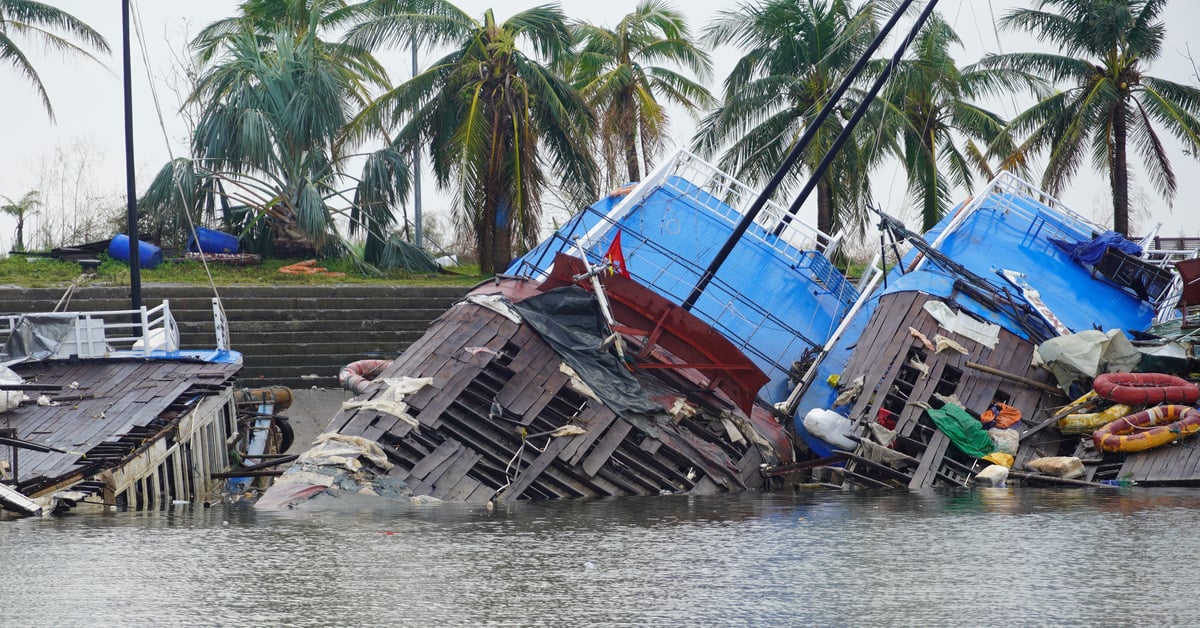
2, 0, 1199, 255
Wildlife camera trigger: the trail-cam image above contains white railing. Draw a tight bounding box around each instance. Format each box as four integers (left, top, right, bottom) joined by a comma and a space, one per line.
919, 171, 1104, 272
579, 149, 843, 260
0, 301, 186, 360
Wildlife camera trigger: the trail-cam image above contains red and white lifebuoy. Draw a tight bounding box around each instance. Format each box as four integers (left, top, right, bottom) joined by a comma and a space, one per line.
1093, 404, 1200, 453
1093, 372, 1199, 406
338, 359, 393, 395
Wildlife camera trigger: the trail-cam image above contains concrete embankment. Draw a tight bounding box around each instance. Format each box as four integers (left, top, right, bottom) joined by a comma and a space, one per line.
0, 284, 470, 390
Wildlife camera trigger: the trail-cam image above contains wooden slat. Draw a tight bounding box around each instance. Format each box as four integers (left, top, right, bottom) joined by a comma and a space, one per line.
581, 419, 634, 477
499, 435, 574, 503
495, 345, 558, 408
425, 449, 483, 498
442, 474, 484, 502
415, 360, 484, 426
406, 439, 463, 480
563, 408, 618, 466
511, 371, 571, 423
908, 430, 950, 488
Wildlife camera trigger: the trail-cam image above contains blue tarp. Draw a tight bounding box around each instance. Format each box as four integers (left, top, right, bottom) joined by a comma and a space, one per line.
1051, 230, 1142, 265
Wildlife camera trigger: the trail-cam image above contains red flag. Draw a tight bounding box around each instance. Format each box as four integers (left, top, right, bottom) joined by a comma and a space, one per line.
604, 230, 631, 279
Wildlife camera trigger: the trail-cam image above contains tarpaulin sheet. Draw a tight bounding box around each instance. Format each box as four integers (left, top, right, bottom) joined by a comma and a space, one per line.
925, 403, 995, 458
511, 286, 663, 417
1051, 231, 1142, 265
2, 314, 76, 365
1034, 329, 1141, 392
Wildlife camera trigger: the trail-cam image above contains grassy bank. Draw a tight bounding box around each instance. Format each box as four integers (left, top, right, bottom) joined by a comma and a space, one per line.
0, 255, 484, 288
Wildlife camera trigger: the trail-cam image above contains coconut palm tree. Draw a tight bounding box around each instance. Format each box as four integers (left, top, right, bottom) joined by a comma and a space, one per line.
877, 13, 1040, 230
192, 0, 387, 90
570, 0, 713, 188
692, 0, 880, 237
1, 189, 40, 252
0, 0, 110, 120
978, 0, 1200, 236
345, 1, 598, 275
140, 25, 409, 260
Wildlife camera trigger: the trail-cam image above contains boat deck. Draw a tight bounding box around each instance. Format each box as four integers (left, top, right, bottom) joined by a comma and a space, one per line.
2, 358, 241, 496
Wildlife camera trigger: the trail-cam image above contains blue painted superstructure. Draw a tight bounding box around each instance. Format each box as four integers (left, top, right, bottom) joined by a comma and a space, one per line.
510, 151, 860, 401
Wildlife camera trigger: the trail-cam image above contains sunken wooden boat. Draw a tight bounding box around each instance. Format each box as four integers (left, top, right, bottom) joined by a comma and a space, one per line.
256, 253, 795, 509
0, 300, 244, 516
785, 171, 1195, 489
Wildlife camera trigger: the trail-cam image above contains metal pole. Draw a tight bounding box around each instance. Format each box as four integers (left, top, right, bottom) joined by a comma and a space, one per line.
122, 0, 141, 313
412, 44, 423, 249
681, 0, 918, 311
773, 0, 941, 235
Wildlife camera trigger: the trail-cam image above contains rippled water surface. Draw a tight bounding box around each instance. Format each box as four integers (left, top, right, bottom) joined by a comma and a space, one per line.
5, 488, 1200, 626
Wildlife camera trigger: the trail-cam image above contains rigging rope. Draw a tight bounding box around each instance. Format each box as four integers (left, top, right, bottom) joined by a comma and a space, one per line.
130, 0, 222, 305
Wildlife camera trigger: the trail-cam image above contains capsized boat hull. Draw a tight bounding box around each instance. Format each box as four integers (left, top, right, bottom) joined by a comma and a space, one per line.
258, 257, 793, 509
788, 171, 1193, 489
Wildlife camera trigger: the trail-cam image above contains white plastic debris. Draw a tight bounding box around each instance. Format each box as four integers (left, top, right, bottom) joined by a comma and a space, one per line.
803, 408, 857, 450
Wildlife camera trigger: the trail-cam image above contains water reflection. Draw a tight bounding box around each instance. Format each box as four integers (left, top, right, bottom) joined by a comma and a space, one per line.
3, 489, 1200, 626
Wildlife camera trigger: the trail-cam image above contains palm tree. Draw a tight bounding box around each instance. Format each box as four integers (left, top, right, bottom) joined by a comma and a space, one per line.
0, 0, 110, 120
140, 25, 409, 260
692, 0, 880, 237
570, 0, 713, 188
345, 2, 598, 275
192, 0, 387, 87
978, 0, 1200, 236
0, 189, 40, 252
877, 13, 1040, 230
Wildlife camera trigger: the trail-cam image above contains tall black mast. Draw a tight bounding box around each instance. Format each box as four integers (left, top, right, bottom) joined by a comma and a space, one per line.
122, 0, 141, 312
681, 0, 934, 311
773, 0, 941, 236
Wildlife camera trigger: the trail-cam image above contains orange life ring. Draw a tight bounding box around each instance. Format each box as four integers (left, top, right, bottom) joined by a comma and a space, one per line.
1092, 404, 1200, 453
1093, 372, 1199, 406
338, 359, 393, 395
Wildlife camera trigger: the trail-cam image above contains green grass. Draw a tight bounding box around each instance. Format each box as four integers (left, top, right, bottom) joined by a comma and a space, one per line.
0, 255, 484, 287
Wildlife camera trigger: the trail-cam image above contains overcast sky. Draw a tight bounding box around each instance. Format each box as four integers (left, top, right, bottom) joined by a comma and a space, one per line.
3, 0, 1199, 255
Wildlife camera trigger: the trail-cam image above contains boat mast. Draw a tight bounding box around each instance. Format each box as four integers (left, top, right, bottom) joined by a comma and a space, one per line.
680, 0, 935, 311
773, 0, 941, 236
122, 0, 142, 312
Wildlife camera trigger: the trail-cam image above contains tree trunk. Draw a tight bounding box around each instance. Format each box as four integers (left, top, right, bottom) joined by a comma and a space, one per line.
477, 206, 495, 276
492, 198, 513, 274
921, 130, 939, 231
623, 125, 641, 184
816, 176, 834, 237
1111, 100, 1130, 236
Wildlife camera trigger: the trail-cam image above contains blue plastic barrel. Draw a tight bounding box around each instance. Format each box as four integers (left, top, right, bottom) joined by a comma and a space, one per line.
187, 227, 239, 254
108, 234, 163, 269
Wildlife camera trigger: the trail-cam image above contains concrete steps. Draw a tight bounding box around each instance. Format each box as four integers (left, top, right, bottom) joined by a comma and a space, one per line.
0, 284, 469, 389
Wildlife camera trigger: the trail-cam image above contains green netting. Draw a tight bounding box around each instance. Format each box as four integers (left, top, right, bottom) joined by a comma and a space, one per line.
925, 404, 995, 458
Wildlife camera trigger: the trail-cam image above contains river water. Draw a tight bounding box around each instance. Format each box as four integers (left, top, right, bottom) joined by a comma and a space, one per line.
3, 487, 1199, 626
